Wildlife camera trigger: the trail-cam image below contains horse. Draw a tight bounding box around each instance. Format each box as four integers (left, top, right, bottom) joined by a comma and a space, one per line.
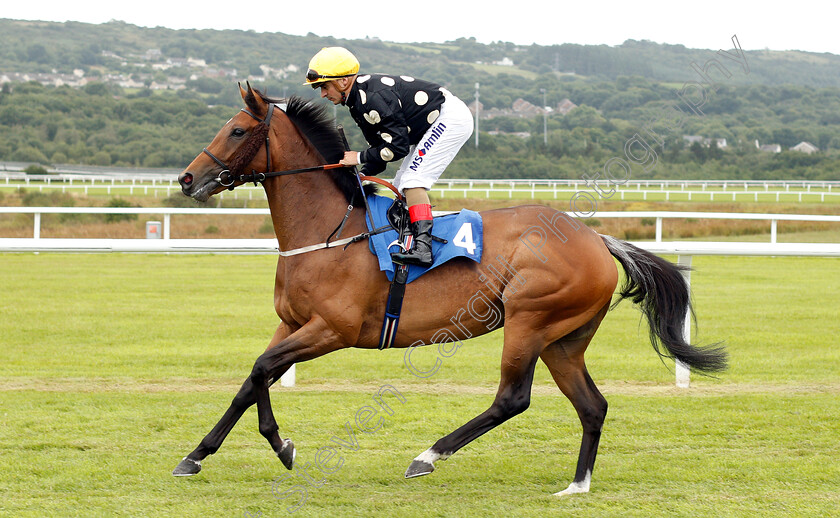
172, 83, 726, 496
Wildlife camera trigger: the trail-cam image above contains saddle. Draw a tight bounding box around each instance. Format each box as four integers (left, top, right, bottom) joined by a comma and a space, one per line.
363, 194, 483, 349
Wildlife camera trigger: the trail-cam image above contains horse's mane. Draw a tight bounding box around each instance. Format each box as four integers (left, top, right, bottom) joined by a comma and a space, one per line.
246, 90, 374, 207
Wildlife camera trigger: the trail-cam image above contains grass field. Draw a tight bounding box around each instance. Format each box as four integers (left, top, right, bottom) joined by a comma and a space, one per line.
1, 253, 839, 517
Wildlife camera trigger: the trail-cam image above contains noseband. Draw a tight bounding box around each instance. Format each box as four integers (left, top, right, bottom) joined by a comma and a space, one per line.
202, 103, 344, 189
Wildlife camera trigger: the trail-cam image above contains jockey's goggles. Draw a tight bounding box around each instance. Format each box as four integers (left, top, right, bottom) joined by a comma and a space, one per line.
305, 69, 355, 87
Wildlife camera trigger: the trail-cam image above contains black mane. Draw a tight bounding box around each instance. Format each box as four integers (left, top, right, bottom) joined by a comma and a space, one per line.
258, 93, 375, 207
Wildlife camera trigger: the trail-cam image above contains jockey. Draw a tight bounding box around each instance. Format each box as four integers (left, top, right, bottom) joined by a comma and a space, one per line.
304, 46, 474, 268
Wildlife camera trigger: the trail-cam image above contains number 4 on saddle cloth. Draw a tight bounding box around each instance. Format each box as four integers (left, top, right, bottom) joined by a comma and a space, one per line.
363, 193, 483, 349
365, 194, 483, 283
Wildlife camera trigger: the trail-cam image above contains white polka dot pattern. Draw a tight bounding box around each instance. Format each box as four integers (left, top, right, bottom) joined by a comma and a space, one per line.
346, 73, 448, 173
364, 110, 381, 125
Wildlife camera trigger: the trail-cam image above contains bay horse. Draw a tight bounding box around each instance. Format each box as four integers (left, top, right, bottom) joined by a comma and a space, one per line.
173, 83, 726, 496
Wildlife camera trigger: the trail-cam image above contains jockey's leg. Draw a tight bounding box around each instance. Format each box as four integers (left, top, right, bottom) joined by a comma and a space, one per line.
391, 91, 473, 267
391, 188, 434, 267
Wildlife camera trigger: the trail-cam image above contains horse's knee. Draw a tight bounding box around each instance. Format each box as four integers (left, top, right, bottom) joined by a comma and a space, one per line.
494, 390, 531, 420
250, 356, 271, 384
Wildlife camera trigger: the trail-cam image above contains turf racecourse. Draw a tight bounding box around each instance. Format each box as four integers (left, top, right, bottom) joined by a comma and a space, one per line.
1, 253, 838, 517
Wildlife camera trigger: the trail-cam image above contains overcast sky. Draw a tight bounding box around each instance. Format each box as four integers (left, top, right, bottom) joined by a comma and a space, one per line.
5, 0, 839, 55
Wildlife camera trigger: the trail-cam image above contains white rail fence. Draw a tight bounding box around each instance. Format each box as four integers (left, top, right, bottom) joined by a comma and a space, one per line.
3, 207, 840, 245
4, 174, 840, 202
2, 208, 839, 388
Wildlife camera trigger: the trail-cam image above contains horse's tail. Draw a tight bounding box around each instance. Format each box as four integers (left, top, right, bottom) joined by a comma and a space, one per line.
600, 234, 728, 374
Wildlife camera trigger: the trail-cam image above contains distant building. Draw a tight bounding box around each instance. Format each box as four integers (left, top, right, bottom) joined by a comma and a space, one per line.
512, 98, 545, 117
790, 141, 819, 154
556, 98, 577, 115
101, 50, 125, 60
682, 135, 727, 148
704, 138, 727, 148
755, 140, 782, 153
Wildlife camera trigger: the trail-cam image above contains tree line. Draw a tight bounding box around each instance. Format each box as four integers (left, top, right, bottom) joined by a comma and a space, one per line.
2, 73, 839, 181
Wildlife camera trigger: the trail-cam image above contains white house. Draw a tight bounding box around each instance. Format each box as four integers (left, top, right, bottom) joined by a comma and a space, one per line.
790, 141, 819, 154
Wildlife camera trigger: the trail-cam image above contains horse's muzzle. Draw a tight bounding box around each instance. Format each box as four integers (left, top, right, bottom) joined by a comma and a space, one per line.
178, 172, 194, 195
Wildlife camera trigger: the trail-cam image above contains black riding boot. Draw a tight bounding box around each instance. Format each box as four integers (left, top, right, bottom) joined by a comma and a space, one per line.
391, 219, 434, 267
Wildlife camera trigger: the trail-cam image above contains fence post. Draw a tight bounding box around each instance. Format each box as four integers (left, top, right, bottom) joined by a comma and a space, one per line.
676, 255, 692, 388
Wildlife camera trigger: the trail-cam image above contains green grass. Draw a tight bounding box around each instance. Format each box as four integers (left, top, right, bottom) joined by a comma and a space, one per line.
1, 254, 839, 517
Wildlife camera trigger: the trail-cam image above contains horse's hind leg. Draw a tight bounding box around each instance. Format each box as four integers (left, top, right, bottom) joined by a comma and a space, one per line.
540, 306, 609, 496
405, 321, 543, 478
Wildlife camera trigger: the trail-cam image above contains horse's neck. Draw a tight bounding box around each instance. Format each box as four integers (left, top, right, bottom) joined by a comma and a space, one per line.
263, 124, 356, 252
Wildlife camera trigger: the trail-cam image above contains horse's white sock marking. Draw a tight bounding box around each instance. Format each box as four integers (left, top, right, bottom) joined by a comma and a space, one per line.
553, 470, 591, 496
414, 448, 441, 464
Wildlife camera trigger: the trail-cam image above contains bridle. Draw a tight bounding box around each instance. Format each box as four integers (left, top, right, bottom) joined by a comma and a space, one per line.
202, 103, 345, 190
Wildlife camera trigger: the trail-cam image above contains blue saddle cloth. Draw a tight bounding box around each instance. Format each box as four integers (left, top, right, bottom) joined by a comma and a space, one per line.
365, 194, 483, 283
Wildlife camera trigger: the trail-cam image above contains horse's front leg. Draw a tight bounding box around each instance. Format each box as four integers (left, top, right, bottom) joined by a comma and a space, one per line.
249, 317, 343, 469
173, 320, 339, 476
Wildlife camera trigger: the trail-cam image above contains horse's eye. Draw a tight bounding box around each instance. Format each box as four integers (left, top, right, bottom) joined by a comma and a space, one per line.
231, 128, 246, 138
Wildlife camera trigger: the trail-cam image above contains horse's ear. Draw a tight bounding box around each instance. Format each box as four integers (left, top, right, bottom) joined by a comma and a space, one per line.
239, 81, 265, 117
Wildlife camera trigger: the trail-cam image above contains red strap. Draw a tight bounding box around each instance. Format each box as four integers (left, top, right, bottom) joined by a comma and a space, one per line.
408, 203, 433, 222
360, 175, 403, 200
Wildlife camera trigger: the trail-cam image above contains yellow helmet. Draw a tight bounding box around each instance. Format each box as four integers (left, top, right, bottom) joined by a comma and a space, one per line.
303, 47, 360, 87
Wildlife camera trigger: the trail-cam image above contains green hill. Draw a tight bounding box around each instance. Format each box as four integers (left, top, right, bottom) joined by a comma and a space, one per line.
1, 19, 839, 181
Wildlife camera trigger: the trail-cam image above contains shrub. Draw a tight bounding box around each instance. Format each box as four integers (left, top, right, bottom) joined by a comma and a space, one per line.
22, 190, 75, 207
24, 164, 49, 175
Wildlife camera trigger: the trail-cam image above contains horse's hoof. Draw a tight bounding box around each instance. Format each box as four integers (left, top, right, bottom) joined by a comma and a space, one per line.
405, 460, 434, 478
172, 457, 202, 477
278, 438, 296, 470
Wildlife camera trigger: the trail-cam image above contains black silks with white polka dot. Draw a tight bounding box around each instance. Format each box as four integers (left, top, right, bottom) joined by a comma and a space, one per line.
345, 74, 446, 176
